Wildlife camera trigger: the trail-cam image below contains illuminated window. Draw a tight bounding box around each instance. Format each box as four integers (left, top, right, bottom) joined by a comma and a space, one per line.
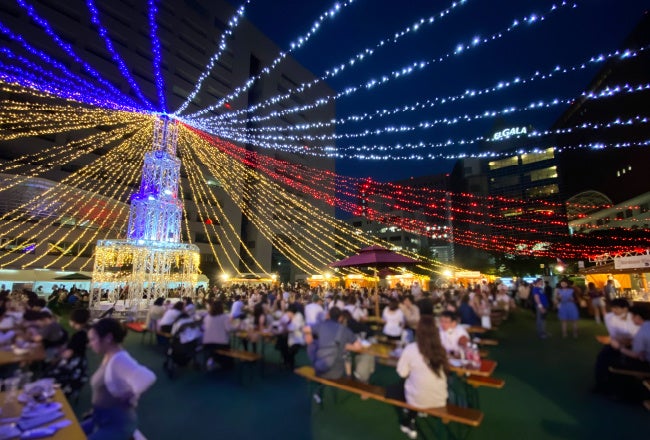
520, 148, 555, 165
525, 184, 558, 198
490, 175, 520, 189
526, 166, 557, 182
488, 156, 518, 170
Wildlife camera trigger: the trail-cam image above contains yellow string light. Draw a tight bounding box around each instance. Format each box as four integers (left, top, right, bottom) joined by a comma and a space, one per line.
0, 126, 150, 267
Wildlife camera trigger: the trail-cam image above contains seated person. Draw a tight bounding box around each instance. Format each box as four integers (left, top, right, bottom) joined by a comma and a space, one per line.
438, 311, 470, 357
304, 307, 361, 380
399, 295, 420, 331
605, 299, 639, 344
458, 295, 481, 327
597, 305, 650, 400
202, 301, 233, 370
158, 301, 184, 333
382, 300, 405, 341
594, 299, 640, 393
32, 311, 68, 360
340, 310, 374, 382
45, 308, 90, 398
388, 315, 448, 439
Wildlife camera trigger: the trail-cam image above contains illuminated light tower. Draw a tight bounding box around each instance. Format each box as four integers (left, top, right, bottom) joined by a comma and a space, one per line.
90, 117, 200, 314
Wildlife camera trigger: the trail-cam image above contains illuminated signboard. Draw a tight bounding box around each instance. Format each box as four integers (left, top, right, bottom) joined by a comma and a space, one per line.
492, 127, 527, 141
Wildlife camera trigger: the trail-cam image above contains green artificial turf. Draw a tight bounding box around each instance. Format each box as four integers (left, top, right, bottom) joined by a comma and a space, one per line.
70, 309, 649, 439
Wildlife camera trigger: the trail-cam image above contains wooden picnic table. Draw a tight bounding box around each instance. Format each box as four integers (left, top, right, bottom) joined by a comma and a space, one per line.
0, 344, 46, 366
595, 335, 611, 345
0, 388, 86, 439
465, 326, 489, 334
348, 343, 497, 377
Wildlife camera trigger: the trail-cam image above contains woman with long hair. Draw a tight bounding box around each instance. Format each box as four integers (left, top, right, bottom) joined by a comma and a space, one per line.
389, 315, 448, 439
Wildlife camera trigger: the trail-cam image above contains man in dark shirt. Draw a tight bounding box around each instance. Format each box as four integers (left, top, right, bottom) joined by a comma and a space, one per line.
304, 307, 361, 380
416, 291, 434, 316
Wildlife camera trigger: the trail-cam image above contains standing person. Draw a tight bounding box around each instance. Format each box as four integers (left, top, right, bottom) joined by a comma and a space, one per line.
388, 315, 448, 439
83, 318, 156, 440
604, 279, 617, 302
284, 303, 306, 370
587, 282, 607, 324
556, 279, 579, 338
532, 278, 550, 339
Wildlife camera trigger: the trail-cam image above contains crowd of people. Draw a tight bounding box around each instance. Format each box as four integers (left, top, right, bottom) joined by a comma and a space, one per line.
0, 289, 155, 440
1, 276, 648, 439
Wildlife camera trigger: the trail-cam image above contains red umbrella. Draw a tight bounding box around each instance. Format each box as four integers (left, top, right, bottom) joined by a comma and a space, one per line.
330, 245, 419, 268
330, 245, 420, 316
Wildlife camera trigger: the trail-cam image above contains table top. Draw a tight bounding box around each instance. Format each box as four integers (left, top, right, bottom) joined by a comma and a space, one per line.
348, 343, 497, 377
0, 344, 46, 366
0, 388, 86, 440
595, 335, 611, 345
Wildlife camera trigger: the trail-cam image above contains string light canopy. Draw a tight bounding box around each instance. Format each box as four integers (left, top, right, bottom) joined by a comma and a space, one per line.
0, 0, 647, 281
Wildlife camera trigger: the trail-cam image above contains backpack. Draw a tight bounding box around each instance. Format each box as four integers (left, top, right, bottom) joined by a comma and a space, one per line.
312, 324, 345, 375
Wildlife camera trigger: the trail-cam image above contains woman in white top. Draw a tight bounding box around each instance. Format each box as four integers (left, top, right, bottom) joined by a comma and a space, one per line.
391, 315, 448, 439
202, 301, 234, 370
284, 303, 305, 370
382, 299, 405, 340
83, 318, 156, 440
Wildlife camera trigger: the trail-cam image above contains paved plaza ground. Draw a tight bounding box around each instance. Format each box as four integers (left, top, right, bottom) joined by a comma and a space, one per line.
73, 309, 649, 439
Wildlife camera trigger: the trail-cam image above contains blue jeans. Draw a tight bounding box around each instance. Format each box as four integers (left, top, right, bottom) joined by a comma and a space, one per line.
82, 406, 137, 440
535, 308, 547, 337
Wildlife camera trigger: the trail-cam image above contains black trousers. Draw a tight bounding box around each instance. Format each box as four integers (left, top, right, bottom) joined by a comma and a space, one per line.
386, 380, 416, 427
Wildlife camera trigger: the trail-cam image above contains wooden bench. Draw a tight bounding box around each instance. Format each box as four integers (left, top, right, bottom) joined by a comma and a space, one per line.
475, 338, 498, 346
215, 349, 263, 384
609, 366, 650, 380
295, 366, 483, 431
215, 348, 262, 363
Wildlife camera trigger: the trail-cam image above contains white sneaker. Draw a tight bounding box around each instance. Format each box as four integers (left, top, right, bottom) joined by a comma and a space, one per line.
313, 393, 322, 404
399, 424, 417, 439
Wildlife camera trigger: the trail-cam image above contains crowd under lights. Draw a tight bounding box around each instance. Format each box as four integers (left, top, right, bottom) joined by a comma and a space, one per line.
0, 0, 647, 271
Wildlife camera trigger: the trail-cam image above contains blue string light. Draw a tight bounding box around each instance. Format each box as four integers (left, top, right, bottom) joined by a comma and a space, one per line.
0, 48, 136, 111
183, 0, 358, 118
212, 83, 649, 144
173, 0, 250, 115
148, 0, 166, 112
208, 46, 647, 135
194, 1, 573, 126
85, 0, 156, 111
14, 0, 144, 111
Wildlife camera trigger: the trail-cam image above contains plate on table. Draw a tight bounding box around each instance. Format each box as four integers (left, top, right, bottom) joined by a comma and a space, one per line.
21, 402, 62, 418
449, 359, 465, 367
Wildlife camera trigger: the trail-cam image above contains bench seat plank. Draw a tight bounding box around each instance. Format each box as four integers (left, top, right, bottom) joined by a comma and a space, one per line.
216, 349, 261, 362
295, 366, 483, 427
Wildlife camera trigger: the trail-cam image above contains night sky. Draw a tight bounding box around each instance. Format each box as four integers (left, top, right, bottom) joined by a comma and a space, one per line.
243, 0, 649, 181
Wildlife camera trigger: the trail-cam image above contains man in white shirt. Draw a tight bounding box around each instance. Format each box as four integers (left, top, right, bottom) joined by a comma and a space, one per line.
602, 306, 650, 401
438, 311, 469, 355
604, 298, 639, 344
304, 295, 325, 326
594, 299, 640, 394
